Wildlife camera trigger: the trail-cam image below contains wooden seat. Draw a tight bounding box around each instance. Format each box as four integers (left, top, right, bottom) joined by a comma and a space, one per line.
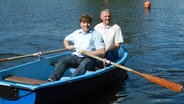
5, 76, 48, 85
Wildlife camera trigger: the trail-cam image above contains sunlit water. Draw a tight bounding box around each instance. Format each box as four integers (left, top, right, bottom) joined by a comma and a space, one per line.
0, 0, 184, 104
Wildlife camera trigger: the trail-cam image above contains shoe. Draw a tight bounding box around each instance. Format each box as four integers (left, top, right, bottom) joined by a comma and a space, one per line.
47, 78, 53, 82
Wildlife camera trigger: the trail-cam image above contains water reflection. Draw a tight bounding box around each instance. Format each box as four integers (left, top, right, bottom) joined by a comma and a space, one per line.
144, 8, 151, 16
104, 0, 108, 8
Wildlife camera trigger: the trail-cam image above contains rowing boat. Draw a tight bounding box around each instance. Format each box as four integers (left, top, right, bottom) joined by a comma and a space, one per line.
0, 45, 128, 104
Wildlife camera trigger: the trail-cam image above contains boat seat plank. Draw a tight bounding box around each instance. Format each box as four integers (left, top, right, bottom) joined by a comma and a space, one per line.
5, 76, 47, 85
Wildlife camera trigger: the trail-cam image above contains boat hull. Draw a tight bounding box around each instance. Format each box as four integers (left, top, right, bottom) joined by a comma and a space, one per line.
0, 45, 128, 104
36, 68, 126, 103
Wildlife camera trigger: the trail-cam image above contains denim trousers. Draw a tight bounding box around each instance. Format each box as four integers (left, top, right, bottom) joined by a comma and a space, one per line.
49, 55, 95, 81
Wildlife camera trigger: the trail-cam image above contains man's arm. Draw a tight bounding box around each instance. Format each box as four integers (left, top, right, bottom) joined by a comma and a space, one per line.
88, 48, 105, 57
107, 43, 120, 51
63, 39, 75, 50
79, 48, 105, 57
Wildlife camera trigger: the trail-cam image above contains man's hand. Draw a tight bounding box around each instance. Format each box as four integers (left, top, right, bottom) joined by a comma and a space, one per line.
66, 45, 75, 50
78, 49, 86, 54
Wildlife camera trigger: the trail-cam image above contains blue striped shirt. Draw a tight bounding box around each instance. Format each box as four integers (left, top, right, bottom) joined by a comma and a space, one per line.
65, 29, 105, 57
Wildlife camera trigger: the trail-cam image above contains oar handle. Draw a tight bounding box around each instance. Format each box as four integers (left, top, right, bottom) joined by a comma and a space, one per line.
82, 52, 183, 93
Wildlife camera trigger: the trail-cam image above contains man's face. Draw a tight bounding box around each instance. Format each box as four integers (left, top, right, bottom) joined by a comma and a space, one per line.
100, 11, 111, 25
80, 21, 91, 32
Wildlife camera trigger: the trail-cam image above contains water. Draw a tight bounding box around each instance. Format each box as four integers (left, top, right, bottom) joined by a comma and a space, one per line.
0, 0, 184, 104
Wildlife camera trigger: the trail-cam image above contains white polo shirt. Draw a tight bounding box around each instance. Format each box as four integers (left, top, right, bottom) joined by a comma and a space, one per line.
94, 23, 124, 50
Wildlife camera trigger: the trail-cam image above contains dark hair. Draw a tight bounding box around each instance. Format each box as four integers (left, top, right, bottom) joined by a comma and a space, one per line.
79, 13, 92, 23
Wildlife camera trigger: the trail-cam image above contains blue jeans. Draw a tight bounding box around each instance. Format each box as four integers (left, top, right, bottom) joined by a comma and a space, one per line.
49, 55, 95, 81
104, 50, 118, 61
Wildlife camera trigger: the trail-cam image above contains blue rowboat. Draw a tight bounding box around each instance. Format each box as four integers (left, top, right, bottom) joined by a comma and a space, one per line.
0, 45, 128, 104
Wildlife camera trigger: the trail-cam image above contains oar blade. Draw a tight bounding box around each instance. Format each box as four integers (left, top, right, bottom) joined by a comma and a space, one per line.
138, 72, 183, 93
0, 59, 7, 62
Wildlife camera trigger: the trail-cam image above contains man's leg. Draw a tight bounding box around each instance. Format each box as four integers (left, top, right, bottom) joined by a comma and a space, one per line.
48, 56, 77, 81
71, 58, 95, 77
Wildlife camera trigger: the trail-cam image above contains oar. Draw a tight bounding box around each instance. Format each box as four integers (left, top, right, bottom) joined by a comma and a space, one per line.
0, 48, 67, 62
82, 52, 183, 93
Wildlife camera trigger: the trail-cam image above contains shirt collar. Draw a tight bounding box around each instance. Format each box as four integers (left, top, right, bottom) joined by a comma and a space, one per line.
79, 29, 93, 34
101, 23, 114, 29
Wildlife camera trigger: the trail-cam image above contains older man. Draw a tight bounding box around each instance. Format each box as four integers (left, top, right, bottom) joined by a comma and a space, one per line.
94, 9, 124, 61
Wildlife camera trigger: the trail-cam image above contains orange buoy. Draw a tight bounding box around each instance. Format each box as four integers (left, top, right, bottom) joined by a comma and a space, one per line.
144, 0, 151, 8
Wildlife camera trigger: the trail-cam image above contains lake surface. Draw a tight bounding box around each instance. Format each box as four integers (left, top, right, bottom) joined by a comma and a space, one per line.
0, 0, 184, 104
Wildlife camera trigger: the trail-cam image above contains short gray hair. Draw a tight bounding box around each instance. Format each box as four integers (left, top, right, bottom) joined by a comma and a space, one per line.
100, 9, 111, 16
